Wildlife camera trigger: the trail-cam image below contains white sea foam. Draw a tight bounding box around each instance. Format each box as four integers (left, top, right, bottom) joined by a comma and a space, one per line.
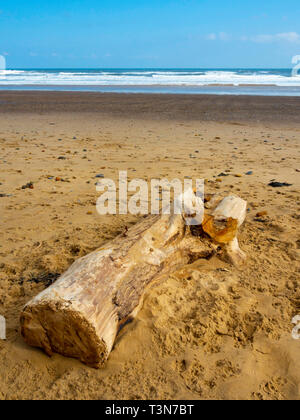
0, 69, 299, 87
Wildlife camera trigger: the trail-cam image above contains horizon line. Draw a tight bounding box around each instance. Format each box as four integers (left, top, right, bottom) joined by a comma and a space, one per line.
5, 67, 294, 70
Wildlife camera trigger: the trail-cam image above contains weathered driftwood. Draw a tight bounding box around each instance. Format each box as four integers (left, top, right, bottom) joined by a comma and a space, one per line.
20, 191, 247, 368
202, 195, 247, 265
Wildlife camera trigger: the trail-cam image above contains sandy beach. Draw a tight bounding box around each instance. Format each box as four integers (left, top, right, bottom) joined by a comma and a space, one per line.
0, 91, 299, 400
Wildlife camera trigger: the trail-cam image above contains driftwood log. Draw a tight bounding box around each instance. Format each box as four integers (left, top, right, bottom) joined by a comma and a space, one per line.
20, 191, 247, 368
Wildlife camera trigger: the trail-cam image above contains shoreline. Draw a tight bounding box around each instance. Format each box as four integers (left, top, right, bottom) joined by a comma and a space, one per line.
1, 85, 300, 97
1, 90, 300, 125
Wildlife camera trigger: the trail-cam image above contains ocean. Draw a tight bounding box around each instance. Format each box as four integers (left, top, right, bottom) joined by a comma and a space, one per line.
0, 68, 300, 96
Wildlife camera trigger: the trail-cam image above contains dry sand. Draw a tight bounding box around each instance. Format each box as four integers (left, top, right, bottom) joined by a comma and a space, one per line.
0, 92, 299, 400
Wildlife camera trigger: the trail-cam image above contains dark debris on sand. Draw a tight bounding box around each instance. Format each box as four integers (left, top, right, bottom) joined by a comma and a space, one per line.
24, 272, 60, 288
268, 181, 293, 188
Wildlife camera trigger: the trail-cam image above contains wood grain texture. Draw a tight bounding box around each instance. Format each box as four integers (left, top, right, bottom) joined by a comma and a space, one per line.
20, 193, 246, 368
21, 214, 210, 367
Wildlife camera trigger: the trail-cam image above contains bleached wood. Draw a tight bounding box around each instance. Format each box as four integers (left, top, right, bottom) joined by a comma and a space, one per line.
20, 192, 247, 368
212, 195, 247, 228
203, 195, 247, 265
21, 190, 209, 368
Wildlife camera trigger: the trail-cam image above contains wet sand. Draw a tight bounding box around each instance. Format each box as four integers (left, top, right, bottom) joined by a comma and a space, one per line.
1, 90, 300, 124
0, 92, 299, 400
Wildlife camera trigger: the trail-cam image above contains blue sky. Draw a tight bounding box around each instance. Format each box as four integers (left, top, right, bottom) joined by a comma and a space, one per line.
0, 0, 300, 68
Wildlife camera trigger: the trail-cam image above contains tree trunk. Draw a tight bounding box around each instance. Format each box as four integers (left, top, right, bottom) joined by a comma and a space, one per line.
20, 192, 246, 368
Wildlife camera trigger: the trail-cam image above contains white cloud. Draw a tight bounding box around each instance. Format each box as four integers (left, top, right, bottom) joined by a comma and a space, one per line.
219, 32, 231, 41
277, 32, 300, 42
251, 32, 300, 43
206, 33, 217, 41
205, 31, 300, 44
251, 34, 273, 43
205, 32, 231, 41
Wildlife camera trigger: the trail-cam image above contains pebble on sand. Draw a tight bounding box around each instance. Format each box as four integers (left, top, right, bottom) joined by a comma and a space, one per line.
21, 182, 34, 190
256, 211, 268, 218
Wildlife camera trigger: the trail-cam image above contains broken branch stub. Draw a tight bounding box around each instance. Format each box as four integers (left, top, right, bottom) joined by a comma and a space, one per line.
202, 195, 247, 265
